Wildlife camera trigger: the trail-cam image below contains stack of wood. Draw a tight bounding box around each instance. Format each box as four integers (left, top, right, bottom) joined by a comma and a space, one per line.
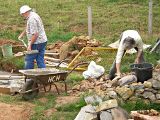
44, 50, 61, 67
0, 75, 25, 94
45, 35, 102, 68
14, 36, 102, 68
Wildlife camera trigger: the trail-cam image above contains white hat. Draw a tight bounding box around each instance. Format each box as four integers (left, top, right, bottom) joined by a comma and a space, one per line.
20, 5, 31, 14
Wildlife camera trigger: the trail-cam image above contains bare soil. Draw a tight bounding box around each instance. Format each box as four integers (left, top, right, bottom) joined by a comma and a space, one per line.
0, 39, 22, 46
0, 102, 33, 120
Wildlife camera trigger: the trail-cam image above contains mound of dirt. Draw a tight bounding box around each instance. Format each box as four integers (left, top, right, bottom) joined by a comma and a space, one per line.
0, 39, 22, 46
0, 102, 32, 120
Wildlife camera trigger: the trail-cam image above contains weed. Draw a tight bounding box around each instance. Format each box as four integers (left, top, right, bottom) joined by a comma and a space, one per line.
56, 97, 86, 112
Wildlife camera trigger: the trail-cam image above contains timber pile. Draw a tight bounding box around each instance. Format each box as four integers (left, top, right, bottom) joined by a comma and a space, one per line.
0, 75, 25, 94
45, 36, 102, 67
13, 36, 102, 68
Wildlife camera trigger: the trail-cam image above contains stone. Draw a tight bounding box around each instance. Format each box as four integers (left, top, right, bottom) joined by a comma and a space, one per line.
144, 88, 157, 94
111, 107, 129, 120
108, 91, 117, 99
131, 111, 160, 120
131, 82, 144, 90
118, 75, 137, 86
156, 94, 160, 100
152, 80, 160, 89
142, 91, 156, 101
84, 95, 102, 105
72, 85, 81, 91
100, 110, 113, 120
143, 81, 152, 88
74, 105, 97, 120
116, 86, 134, 100
96, 99, 118, 112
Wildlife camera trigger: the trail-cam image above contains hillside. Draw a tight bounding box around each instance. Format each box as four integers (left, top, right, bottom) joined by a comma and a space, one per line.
0, 0, 160, 45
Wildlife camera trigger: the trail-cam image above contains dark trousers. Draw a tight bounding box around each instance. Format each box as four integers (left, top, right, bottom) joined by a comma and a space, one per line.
108, 47, 145, 80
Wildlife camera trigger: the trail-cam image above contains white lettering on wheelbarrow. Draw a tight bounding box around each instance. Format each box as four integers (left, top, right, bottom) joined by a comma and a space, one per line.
48, 75, 61, 83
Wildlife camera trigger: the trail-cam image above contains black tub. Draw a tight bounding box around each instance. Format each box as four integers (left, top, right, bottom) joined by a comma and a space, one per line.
130, 63, 153, 83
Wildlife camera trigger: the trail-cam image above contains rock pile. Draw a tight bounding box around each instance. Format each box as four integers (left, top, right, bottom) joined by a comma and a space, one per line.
68, 71, 160, 103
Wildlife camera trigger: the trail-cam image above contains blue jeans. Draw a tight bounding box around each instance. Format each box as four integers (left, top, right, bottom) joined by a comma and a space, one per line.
25, 42, 47, 69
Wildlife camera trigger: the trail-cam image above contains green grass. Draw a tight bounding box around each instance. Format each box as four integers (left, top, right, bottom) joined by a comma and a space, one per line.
121, 99, 160, 113
66, 72, 84, 86
0, 1, 160, 119
56, 97, 86, 112
1, 0, 160, 44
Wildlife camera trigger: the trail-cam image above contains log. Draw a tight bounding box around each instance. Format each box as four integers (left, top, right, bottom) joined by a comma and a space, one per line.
45, 52, 59, 56
44, 56, 60, 63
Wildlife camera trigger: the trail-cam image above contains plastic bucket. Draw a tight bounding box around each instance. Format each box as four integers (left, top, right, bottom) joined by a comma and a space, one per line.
130, 63, 153, 83
1, 44, 13, 58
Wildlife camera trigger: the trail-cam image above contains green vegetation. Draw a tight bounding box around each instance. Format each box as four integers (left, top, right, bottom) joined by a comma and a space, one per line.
0, 57, 24, 72
121, 99, 160, 113
56, 97, 86, 112
0, 0, 160, 44
0, 0, 160, 120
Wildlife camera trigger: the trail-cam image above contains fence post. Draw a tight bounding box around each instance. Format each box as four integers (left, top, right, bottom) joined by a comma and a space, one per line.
88, 6, 92, 39
148, 0, 153, 36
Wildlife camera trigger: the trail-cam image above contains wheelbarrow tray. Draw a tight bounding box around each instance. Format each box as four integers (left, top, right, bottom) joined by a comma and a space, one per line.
19, 68, 68, 85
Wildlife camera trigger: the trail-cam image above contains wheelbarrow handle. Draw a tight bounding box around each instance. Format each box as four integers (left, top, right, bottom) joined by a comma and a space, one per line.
67, 62, 89, 75
56, 59, 68, 68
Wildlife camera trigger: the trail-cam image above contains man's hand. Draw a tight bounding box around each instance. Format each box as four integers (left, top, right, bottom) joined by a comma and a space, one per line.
27, 44, 32, 51
135, 57, 140, 64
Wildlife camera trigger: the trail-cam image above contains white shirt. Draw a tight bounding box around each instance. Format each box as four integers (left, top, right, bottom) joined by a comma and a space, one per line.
26, 12, 47, 44
116, 30, 143, 63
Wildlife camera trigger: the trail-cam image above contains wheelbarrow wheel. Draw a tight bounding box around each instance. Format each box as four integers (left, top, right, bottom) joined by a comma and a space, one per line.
22, 80, 39, 100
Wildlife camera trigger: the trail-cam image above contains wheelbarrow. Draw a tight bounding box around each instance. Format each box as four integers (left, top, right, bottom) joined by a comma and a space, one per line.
19, 62, 88, 100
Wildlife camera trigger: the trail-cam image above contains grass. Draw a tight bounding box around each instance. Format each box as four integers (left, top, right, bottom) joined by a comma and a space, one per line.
0, 0, 160, 119
1, 0, 160, 44
56, 97, 86, 112
66, 72, 84, 86
121, 99, 160, 113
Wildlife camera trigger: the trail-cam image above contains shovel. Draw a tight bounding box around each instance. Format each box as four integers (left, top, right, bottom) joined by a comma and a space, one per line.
18, 38, 39, 55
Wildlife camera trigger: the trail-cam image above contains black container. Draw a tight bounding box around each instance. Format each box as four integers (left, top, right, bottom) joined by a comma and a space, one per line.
130, 63, 153, 83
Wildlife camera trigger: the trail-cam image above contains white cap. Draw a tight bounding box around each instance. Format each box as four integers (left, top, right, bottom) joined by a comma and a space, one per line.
20, 5, 31, 14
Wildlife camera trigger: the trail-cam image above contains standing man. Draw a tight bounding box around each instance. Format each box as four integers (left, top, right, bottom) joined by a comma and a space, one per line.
18, 5, 47, 69
109, 30, 145, 80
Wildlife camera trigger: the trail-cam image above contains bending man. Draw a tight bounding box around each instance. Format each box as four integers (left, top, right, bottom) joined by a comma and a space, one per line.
109, 30, 145, 80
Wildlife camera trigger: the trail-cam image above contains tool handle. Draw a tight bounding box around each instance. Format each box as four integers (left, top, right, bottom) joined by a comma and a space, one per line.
18, 38, 28, 48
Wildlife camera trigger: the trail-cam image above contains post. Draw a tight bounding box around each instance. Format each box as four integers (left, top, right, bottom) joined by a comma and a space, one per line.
88, 6, 92, 39
148, 0, 152, 36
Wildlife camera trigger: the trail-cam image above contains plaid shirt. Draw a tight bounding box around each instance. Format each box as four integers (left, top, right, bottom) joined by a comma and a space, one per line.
26, 12, 47, 44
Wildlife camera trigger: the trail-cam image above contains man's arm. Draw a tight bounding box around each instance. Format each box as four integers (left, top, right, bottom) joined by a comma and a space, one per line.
18, 29, 26, 40
115, 44, 125, 76
116, 63, 121, 76
135, 50, 142, 63
27, 33, 38, 51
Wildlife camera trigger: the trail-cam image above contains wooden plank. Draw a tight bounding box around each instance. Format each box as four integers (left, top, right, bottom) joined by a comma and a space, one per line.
0, 85, 10, 94
45, 52, 59, 56
44, 56, 60, 63
0, 75, 25, 80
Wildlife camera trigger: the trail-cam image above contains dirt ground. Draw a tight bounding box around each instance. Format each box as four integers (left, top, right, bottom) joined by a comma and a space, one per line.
0, 39, 22, 46
0, 82, 79, 120
0, 102, 33, 120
